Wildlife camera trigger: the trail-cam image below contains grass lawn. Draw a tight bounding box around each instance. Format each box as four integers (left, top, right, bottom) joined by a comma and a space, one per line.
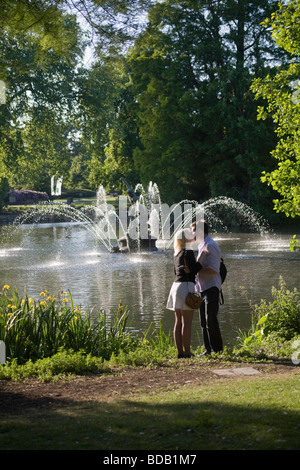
1, 373, 299, 450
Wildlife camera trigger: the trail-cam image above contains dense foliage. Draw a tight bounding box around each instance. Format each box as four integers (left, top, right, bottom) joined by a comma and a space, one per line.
0, 0, 298, 223
0, 285, 136, 363
235, 277, 300, 358
0, 176, 9, 212
251, 0, 300, 221
128, 0, 287, 207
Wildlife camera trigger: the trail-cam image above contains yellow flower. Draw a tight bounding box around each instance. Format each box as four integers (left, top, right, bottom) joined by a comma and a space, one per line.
40, 291, 46, 297
39, 301, 47, 307
7, 305, 16, 310
62, 298, 68, 303
2, 285, 10, 291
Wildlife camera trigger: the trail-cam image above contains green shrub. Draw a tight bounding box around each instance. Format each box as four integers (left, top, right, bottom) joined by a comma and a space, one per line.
0, 350, 110, 381
235, 278, 300, 358
253, 277, 300, 340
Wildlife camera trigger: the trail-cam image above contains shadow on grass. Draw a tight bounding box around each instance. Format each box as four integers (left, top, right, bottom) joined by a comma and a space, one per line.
1, 385, 300, 450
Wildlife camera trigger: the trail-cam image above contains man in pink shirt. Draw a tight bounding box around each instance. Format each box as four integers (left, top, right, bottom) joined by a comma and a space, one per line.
192, 221, 223, 354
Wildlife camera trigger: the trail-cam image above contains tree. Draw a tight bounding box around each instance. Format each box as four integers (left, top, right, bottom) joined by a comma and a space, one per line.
0, 176, 9, 212
0, 0, 81, 66
0, 0, 147, 196
76, 52, 140, 191
128, 0, 288, 207
0, 12, 84, 193
251, 1, 300, 229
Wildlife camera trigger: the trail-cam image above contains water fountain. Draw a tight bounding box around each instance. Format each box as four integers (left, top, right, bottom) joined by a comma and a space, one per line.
11, 179, 270, 253
115, 177, 158, 252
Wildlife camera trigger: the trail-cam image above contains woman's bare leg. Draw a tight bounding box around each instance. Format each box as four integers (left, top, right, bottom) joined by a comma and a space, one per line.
174, 309, 183, 356
181, 310, 194, 356
174, 309, 194, 357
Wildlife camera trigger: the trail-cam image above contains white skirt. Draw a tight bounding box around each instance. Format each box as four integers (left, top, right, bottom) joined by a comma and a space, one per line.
166, 282, 196, 311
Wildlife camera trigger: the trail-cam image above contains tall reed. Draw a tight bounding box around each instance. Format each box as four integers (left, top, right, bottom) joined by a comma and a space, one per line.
0, 285, 134, 363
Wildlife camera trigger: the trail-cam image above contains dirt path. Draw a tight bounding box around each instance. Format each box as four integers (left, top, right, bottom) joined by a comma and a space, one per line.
1, 360, 299, 415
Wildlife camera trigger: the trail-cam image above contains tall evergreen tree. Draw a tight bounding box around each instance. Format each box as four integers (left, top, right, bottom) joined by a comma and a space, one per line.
128, 0, 289, 209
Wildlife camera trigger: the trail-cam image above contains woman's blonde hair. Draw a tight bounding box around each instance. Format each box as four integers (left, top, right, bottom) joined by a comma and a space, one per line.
174, 229, 193, 255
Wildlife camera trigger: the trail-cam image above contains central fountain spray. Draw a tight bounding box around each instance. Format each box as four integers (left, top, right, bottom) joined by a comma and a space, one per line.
12, 180, 269, 253
116, 177, 158, 253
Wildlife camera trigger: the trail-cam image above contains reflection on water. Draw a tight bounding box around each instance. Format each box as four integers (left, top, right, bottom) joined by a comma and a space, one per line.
0, 223, 299, 348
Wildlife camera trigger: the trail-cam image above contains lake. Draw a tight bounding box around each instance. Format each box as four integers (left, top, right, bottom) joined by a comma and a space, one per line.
0, 223, 299, 348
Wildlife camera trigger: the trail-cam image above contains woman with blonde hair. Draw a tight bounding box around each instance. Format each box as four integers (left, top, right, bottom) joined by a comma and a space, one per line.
166, 229, 203, 358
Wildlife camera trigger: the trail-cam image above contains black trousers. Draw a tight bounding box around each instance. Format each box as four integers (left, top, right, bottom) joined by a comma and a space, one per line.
199, 287, 223, 353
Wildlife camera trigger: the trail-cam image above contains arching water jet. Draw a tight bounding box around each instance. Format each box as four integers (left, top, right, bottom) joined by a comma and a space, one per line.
11, 181, 270, 253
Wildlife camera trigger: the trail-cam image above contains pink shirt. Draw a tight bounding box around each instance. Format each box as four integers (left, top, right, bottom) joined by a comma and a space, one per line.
196, 235, 222, 292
